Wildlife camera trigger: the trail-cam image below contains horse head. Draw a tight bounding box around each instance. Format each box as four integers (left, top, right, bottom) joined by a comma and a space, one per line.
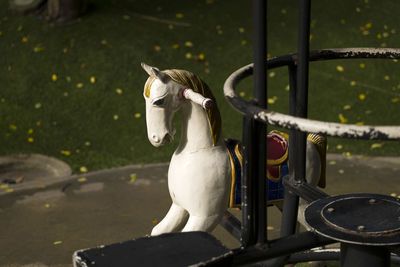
141, 63, 214, 147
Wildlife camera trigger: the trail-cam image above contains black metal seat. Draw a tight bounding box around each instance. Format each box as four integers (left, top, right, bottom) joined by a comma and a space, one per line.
73, 231, 231, 267
304, 193, 400, 267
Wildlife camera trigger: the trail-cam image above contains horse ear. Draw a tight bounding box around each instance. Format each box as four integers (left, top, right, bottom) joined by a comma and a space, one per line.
141, 62, 170, 83
141, 62, 153, 76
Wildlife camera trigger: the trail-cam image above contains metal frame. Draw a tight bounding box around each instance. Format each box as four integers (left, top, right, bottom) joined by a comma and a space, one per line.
218, 0, 400, 266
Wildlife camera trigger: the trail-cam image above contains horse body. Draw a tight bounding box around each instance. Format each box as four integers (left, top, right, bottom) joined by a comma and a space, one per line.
141, 63, 325, 236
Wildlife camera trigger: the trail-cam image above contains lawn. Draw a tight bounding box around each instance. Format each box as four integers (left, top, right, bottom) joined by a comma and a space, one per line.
1, 0, 399, 173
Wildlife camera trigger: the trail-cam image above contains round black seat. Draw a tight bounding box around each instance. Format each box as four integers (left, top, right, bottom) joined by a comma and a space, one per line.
305, 193, 400, 246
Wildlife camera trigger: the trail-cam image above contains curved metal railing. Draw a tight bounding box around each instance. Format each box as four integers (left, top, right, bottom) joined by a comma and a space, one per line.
224, 48, 400, 140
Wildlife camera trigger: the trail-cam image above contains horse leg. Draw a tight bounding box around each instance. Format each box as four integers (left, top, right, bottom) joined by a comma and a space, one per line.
181, 213, 222, 232
151, 203, 189, 236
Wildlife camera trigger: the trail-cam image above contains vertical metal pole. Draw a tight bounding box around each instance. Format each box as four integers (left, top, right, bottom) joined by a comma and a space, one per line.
264, 1, 311, 264
280, 64, 300, 237
295, 0, 311, 183
253, 0, 267, 246
240, 0, 268, 247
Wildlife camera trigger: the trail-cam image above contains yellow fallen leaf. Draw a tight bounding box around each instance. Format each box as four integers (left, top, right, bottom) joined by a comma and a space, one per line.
238, 27, 245, 33
359, 93, 366, 100
154, 45, 161, 51
134, 113, 141, 118
77, 177, 87, 182
239, 92, 245, 97
336, 144, 343, 150
338, 113, 348, 123
90, 76, 96, 84
113, 114, 119, 120
176, 13, 184, 19
370, 143, 384, 149
392, 98, 399, 103
60, 150, 71, 156
27, 137, 34, 143
267, 226, 274, 230
52, 74, 57, 82
336, 65, 344, 72
6, 188, 14, 193
35, 103, 41, 109
329, 161, 337, 165
84, 141, 91, 147
22, 36, 28, 43
45, 203, 51, 208
28, 128, 34, 134
241, 40, 247, 45
343, 104, 351, 110
76, 83, 83, 88
0, 184, 8, 189
390, 193, 397, 197
17, 25, 23, 31
350, 81, 356, 86
172, 44, 179, 49
33, 44, 44, 53
152, 219, 158, 225
338, 169, 344, 174
383, 32, 389, 38
53, 241, 62, 245
384, 75, 390, 80
198, 53, 205, 60
184, 41, 193, 47
15, 177, 24, 183
130, 173, 137, 183
80, 166, 88, 173
355, 121, 364, 125
185, 52, 192, 59
9, 124, 17, 131
365, 22, 372, 29
377, 33, 382, 39
360, 63, 365, 68
116, 88, 123, 95
269, 72, 276, 78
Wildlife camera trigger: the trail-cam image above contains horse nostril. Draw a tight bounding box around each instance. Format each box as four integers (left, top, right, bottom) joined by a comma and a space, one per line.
151, 134, 160, 143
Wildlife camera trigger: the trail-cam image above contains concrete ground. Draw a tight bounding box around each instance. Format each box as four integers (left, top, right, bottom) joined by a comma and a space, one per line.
0, 154, 399, 266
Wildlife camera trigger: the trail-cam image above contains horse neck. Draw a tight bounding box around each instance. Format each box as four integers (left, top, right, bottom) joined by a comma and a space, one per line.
176, 102, 218, 154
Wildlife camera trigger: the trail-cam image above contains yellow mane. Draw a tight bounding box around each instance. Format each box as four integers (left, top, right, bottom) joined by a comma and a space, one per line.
143, 69, 222, 146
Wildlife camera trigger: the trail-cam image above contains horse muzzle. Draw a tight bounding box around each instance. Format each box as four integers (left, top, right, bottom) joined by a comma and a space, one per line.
150, 132, 174, 147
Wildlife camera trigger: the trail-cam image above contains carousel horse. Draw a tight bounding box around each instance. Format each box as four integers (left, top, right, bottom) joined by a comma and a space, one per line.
141, 63, 326, 235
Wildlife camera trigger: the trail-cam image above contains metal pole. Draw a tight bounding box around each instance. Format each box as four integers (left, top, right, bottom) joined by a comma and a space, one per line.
253, 0, 267, 246
295, 0, 311, 184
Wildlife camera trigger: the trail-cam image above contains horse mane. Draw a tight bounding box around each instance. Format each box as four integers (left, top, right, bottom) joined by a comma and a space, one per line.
164, 69, 222, 146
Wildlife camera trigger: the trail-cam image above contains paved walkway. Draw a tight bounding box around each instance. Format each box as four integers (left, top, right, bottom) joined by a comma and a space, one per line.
0, 154, 399, 266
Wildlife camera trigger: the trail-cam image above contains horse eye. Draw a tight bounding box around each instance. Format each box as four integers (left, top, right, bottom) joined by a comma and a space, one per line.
153, 98, 165, 106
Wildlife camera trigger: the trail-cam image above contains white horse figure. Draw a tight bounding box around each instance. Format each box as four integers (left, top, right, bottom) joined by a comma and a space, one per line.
141, 63, 326, 235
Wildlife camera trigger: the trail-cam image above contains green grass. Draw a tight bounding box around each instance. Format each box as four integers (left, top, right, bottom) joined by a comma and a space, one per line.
1, 0, 399, 173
